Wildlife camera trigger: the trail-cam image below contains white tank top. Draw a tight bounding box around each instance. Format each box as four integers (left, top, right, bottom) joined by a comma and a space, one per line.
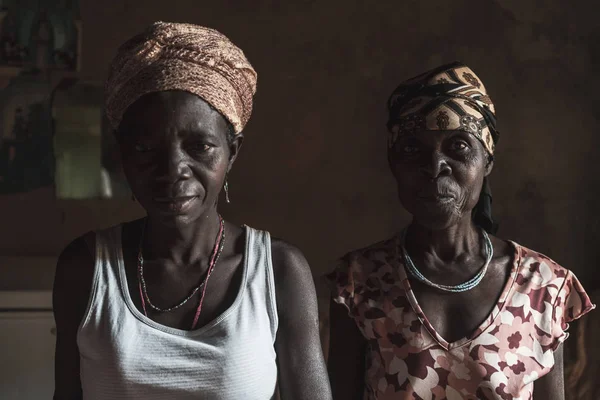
77, 224, 279, 399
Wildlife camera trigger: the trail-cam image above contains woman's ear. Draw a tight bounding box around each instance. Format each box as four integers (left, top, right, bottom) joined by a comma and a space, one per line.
227, 133, 244, 173
485, 156, 494, 177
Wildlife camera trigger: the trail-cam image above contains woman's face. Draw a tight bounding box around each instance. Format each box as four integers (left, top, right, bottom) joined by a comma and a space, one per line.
118, 90, 241, 224
389, 129, 492, 230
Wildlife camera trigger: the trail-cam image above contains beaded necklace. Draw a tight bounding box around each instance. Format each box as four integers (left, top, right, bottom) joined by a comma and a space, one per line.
137, 215, 225, 330
400, 227, 493, 293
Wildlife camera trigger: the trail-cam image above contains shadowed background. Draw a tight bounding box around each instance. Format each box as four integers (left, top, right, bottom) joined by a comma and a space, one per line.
1, 0, 598, 296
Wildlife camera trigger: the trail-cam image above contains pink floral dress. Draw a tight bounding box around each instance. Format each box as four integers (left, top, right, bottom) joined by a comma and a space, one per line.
327, 235, 595, 399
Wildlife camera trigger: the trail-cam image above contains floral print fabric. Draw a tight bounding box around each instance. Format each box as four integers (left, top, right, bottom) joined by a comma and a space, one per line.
327, 236, 595, 399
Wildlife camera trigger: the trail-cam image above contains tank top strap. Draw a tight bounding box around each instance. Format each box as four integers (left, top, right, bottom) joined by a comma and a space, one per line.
243, 226, 279, 342
94, 224, 125, 288
77, 225, 125, 333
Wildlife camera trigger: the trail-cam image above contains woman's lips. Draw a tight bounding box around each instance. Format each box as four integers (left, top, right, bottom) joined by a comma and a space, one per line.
417, 193, 455, 203
153, 196, 198, 213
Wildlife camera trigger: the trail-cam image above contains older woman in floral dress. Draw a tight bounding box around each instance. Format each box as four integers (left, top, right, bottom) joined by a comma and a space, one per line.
327, 62, 595, 400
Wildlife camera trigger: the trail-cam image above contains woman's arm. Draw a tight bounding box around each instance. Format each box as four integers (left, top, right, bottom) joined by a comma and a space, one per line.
328, 300, 366, 400
533, 344, 565, 400
53, 235, 95, 400
271, 239, 332, 400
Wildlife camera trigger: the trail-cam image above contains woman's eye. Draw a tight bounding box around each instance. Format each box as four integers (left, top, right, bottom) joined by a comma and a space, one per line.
402, 145, 420, 154
134, 143, 152, 152
451, 140, 469, 151
189, 143, 212, 153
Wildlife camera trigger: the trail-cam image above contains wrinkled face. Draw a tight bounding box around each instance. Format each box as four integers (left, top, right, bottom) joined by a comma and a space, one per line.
118, 90, 241, 224
388, 130, 492, 230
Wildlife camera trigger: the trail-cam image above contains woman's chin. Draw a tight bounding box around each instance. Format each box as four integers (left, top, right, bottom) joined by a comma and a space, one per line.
410, 205, 464, 230
146, 204, 209, 225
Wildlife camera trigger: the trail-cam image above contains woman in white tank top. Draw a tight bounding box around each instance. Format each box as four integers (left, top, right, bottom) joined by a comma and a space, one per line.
53, 22, 331, 400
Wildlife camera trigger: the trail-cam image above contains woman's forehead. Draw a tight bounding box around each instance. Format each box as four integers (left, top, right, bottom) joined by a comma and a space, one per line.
399, 129, 477, 143
120, 91, 229, 135
124, 91, 211, 117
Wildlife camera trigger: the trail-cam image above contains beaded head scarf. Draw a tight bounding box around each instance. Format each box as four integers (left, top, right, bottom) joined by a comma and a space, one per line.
105, 22, 257, 133
387, 62, 500, 233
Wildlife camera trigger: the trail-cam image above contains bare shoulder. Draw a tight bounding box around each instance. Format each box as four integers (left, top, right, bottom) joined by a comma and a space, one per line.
53, 232, 96, 322
55, 232, 96, 281
270, 237, 309, 266
269, 237, 321, 335
269, 237, 320, 316
269, 237, 313, 286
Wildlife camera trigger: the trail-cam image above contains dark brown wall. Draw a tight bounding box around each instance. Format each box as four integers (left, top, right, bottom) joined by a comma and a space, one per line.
1, 0, 599, 291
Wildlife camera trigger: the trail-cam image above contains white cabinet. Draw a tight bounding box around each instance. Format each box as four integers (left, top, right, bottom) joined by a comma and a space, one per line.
0, 292, 55, 400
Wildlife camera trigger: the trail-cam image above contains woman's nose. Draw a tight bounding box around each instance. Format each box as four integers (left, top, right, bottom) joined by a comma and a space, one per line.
155, 145, 192, 183
419, 150, 451, 179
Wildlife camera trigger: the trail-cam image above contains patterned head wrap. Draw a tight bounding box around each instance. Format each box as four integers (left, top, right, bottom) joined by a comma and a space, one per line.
387, 62, 499, 155
387, 62, 500, 234
105, 22, 257, 134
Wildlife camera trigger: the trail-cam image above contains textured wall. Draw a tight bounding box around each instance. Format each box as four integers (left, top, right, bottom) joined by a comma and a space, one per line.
0, 0, 598, 291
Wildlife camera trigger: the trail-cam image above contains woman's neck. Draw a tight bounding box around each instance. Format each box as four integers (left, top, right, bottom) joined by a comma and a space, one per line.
142, 208, 222, 265
405, 215, 481, 265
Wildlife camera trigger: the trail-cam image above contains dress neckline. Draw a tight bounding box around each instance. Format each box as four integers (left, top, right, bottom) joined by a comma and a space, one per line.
391, 236, 523, 350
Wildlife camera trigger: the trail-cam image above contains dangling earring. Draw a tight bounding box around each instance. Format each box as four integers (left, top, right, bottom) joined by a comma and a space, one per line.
224, 180, 231, 204
131, 193, 136, 202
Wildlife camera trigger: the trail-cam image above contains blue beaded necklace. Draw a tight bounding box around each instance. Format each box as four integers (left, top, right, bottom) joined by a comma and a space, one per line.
400, 228, 493, 293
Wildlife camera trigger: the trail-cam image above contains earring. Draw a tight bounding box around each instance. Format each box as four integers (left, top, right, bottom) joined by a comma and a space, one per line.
131, 193, 136, 202
224, 180, 231, 203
